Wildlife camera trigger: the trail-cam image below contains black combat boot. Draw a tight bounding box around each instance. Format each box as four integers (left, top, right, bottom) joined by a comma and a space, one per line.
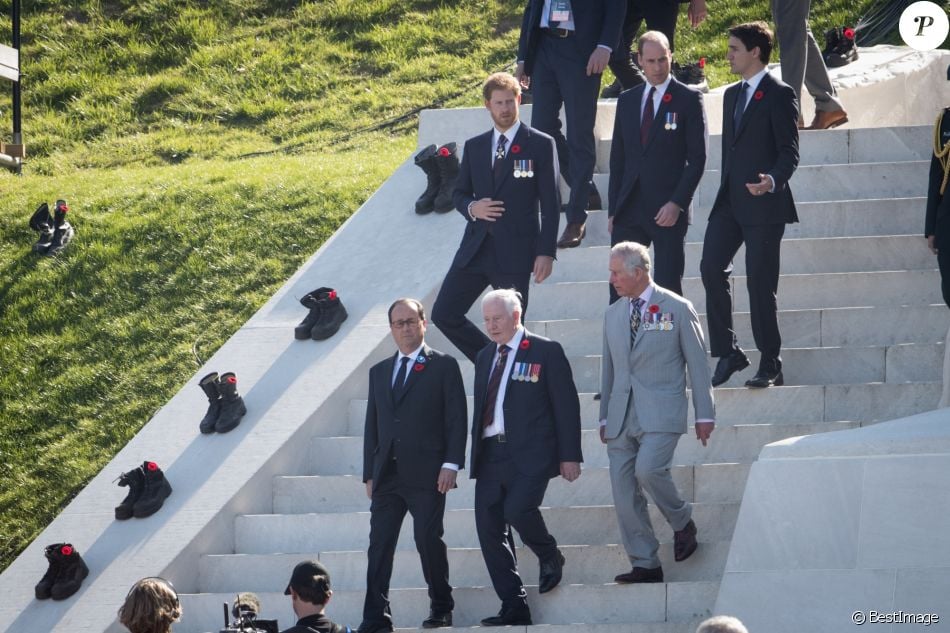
47, 199, 74, 255
215, 372, 247, 433
824, 26, 858, 68
309, 288, 348, 340
132, 461, 173, 518
36, 543, 90, 600
29, 203, 55, 254
114, 465, 145, 520
295, 287, 332, 340
35, 543, 64, 599
413, 144, 440, 214
432, 143, 459, 213
198, 371, 222, 433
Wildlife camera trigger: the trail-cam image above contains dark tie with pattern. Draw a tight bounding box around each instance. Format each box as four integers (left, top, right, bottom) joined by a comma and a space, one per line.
630, 298, 644, 347
640, 87, 655, 146
493, 133, 507, 182
733, 81, 748, 133
481, 345, 510, 428
392, 356, 410, 398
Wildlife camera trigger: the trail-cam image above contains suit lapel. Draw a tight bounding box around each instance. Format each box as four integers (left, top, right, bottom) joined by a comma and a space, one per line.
394, 345, 429, 404
493, 125, 528, 193
384, 352, 399, 409
644, 81, 675, 150
633, 290, 666, 352
503, 330, 531, 404
734, 74, 771, 141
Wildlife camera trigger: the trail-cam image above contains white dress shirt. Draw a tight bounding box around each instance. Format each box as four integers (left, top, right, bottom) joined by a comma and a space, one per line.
640, 74, 673, 121
482, 327, 525, 439
491, 120, 522, 164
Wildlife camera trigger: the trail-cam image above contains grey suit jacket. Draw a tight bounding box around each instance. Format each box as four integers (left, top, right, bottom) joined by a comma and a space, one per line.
599, 285, 715, 438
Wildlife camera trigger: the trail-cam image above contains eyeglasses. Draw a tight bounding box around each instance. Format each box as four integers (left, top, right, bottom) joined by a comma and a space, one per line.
390, 318, 421, 329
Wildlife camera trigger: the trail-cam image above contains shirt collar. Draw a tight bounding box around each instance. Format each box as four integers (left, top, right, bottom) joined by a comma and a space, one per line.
630, 282, 656, 310
499, 326, 525, 353
742, 67, 770, 94
398, 344, 425, 364
493, 120, 521, 146
646, 74, 673, 98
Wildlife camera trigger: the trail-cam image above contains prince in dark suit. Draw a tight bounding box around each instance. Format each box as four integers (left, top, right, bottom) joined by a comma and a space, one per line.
700, 21, 800, 389
359, 299, 467, 633
432, 72, 560, 363
470, 288, 582, 627
925, 106, 950, 310
608, 30, 707, 300
516, 0, 625, 248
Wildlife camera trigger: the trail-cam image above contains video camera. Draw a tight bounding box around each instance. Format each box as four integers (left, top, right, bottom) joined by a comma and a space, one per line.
216, 592, 279, 633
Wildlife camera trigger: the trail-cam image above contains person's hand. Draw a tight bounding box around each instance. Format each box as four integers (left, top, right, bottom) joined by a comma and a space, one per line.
365, 480, 373, 499
607, 216, 614, 234
688, 0, 708, 27
471, 198, 505, 221
436, 468, 457, 494
515, 62, 531, 89
928, 235, 938, 255
533, 255, 554, 283
599, 425, 607, 444
655, 202, 681, 227
560, 461, 581, 481
745, 174, 773, 197
695, 422, 714, 447
586, 47, 611, 76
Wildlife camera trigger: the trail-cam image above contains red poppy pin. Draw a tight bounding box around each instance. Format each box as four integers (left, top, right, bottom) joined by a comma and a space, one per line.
510, 144, 521, 154
843, 27, 855, 40
662, 93, 672, 103
519, 339, 530, 350
61, 545, 73, 556
413, 363, 425, 372
227, 375, 237, 384
438, 146, 450, 157
146, 461, 158, 471
753, 90, 764, 101
648, 304, 660, 314
328, 290, 337, 300
698, 57, 706, 69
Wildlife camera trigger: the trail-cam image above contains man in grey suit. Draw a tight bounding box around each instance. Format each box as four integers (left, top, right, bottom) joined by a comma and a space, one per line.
599, 241, 715, 583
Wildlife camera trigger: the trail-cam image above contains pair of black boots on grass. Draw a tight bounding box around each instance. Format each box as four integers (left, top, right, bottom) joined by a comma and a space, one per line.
115, 460, 174, 520
295, 287, 348, 341
823, 26, 859, 68
34, 543, 89, 601
30, 199, 74, 255
413, 142, 459, 214
198, 371, 248, 433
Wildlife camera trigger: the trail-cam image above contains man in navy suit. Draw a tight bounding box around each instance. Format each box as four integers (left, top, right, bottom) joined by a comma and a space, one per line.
471, 288, 582, 626
359, 299, 467, 633
608, 30, 707, 300
432, 72, 560, 363
700, 22, 800, 389
516, 0, 625, 248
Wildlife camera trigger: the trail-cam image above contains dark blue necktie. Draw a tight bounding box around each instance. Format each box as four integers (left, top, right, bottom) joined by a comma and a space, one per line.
733, 81, 748, 133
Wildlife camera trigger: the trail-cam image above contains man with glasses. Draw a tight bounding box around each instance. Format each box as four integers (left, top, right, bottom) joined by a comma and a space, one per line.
358, 298, 468, 633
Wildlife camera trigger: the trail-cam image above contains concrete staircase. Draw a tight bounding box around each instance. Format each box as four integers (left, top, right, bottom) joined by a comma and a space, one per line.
176, 124, 944, 632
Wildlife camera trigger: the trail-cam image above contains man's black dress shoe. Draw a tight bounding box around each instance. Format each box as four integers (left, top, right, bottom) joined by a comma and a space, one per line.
421, 610, 453, 628
711, 349, 750, 387
481, 606, 533, 626
538, 549, 565, 593
745, 368, 784, 388
673, 519, 698, 562
614, 566, 664, 583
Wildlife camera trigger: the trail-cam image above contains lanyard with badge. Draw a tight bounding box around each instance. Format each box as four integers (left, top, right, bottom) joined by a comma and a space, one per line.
549, 0, 571, 22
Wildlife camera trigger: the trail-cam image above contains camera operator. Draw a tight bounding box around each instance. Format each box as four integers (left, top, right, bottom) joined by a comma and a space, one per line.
282, 560, 350, 633
118, 577, 182, 633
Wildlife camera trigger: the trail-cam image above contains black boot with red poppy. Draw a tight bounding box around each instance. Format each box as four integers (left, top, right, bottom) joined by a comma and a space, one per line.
823, 26, 858, 68
47, 199, 75, 255
29, 202, 55, 253
295, 287, 333, 340
433, 142, 459, 213
35, 543, 89, 600
215, 372, 247, 433
114, 465, 145, 520
413, 144, 440, 214
133, 461, 173, 518
306, 288, 348, 340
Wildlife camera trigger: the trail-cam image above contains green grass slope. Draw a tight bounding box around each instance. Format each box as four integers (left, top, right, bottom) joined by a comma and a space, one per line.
0, 0, 876, 572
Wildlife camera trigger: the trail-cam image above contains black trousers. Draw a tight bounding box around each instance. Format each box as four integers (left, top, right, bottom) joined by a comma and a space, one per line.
610, 216, 688, 302
608, 0, 681, 89
938, 215, 950, 309
700, 207, 786, 359
432, 238, 531, 363
361, 462, 453, 632
474, 439, 557, 610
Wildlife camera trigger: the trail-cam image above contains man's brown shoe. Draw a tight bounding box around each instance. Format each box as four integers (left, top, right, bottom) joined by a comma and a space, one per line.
614, 566, 664, 583
674, 519, 698, 562
557, 222, 586, 248
806, 109, 848, 130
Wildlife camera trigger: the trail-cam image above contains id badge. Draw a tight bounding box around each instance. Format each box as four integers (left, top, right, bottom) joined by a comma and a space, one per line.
549, 0, 571, 22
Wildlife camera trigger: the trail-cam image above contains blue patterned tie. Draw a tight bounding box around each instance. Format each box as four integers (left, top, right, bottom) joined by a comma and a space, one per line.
630, 298, 644, 346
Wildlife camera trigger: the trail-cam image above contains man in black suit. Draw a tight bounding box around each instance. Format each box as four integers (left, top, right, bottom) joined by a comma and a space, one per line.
608, 30, 707, 300
700, 21, 800, 389
432, 72, 560, 363
926, 106, 950, 310
515, 0, 625, 248
359, 299, 467, 633
470, 288, 583, 626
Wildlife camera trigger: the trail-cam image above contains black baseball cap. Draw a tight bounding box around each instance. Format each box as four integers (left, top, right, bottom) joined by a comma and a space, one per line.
284, 560, 331, 595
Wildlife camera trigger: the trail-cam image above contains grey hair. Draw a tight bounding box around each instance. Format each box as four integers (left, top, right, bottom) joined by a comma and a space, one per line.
482, 288, 523, 317
696, 616, 749, 633
610, 241, 652, 274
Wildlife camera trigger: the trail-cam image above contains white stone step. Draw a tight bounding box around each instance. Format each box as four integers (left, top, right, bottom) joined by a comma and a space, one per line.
234, 502, 740, 554
200, 541, 731, 594
274, 463, 750, 513
179, 582, 717, 631
528, 270, 944, 318
309, 423, 857, 478
548, 236, 936, 283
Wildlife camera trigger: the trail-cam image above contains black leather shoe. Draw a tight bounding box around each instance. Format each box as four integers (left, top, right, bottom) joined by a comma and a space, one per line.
481, 606, 532, 626
711, 349, 750, 387
614, 566, 663, 583
421, 611, 452, 628
745, 369, 784, 388
538, 549, 565, 593
673, 519, 698, 562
